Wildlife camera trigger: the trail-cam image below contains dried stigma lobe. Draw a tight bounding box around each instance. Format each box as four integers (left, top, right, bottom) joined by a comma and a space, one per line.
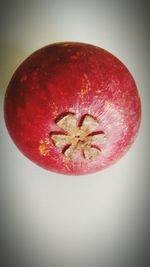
50, 113, 106, 160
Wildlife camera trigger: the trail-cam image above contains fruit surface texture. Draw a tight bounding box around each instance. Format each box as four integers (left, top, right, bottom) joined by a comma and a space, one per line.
4, 42, 141, 175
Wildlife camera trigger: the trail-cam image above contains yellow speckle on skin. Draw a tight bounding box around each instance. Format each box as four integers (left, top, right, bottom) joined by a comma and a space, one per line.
39, 143, 49, 156
39, 138, 50, 145
49, 101, 59, 117
79, 73, 91, 102
39, 138, 50, 156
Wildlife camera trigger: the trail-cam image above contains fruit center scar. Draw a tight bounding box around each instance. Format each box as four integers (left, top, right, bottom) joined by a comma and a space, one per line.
50, 113, 106, 160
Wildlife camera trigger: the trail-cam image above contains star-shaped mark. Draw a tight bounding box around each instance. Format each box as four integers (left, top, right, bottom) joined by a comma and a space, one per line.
50, 113, 106, 160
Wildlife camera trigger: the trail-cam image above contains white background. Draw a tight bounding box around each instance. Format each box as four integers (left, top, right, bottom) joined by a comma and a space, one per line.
0, 1, 149, 267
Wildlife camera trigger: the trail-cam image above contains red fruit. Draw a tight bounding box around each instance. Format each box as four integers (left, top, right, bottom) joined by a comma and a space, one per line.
4, 42, 141, 175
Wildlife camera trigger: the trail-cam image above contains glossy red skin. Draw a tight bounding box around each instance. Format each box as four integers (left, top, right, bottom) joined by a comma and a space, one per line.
4, 42, 141, 175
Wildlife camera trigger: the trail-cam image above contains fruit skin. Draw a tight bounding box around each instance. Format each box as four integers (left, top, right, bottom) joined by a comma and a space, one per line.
4, 42, 141, 175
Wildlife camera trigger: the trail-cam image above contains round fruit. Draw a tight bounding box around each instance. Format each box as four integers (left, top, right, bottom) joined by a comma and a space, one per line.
4, 42, 141, 175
